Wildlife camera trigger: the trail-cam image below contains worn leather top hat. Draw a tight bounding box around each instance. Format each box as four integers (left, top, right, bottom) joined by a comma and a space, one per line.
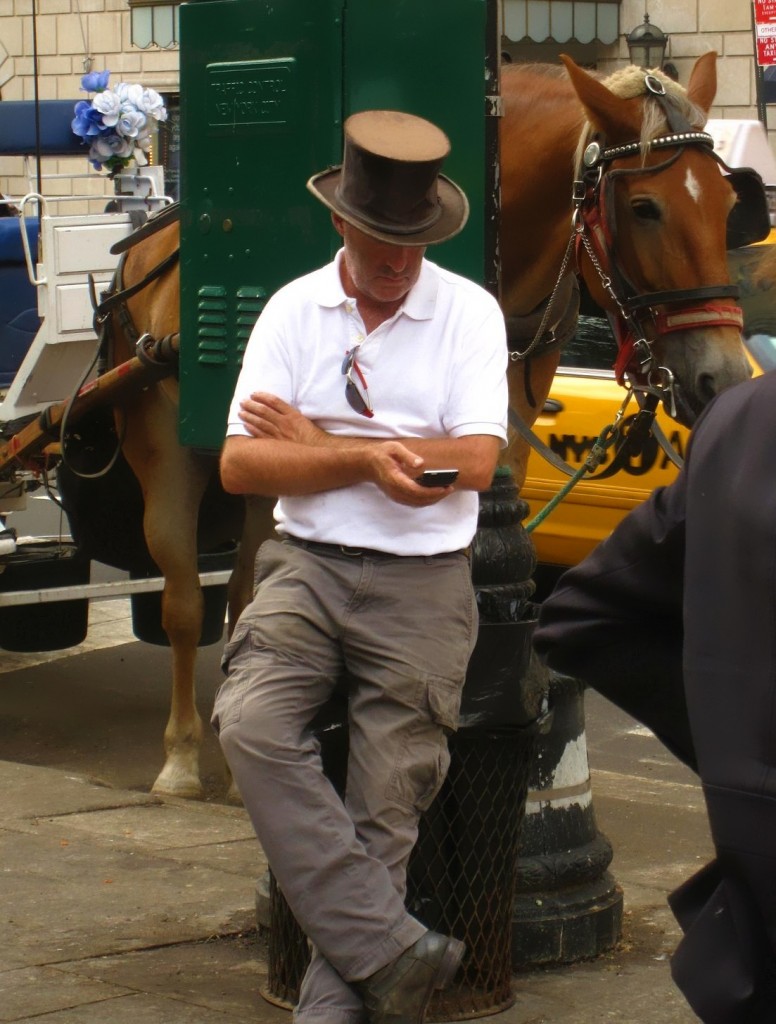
307, 110, 469, 246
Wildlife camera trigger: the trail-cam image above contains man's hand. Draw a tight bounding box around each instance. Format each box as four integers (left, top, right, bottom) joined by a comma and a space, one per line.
369, 442, 455, 507
239, 393, 325, 446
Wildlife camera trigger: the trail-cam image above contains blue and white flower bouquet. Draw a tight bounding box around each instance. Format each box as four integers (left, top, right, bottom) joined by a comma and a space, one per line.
72, 70, 168, 174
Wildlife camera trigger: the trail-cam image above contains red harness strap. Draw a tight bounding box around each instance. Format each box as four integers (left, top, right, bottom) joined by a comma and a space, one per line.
612, 303, 744, 383
654, 305, 744, 334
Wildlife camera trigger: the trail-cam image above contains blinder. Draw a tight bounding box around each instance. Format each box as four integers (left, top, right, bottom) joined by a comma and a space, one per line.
724, 168, 771, 250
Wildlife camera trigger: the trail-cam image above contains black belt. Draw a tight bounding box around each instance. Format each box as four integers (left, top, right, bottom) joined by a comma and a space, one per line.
285, 536, 467, 561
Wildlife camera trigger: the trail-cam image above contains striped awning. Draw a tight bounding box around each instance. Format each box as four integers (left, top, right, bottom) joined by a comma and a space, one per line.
503, 0, 620, 46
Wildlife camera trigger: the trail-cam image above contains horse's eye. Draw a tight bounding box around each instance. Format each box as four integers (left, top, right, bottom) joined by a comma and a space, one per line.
631, 197, 662, 222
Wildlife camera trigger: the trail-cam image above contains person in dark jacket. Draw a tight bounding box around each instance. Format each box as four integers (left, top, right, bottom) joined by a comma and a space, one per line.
534, 369, 776, 1024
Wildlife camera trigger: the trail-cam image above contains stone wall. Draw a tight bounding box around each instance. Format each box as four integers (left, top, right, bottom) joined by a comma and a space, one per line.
600, 0, 770, 133
0, 1, 179, 205
0, 1, 772, 200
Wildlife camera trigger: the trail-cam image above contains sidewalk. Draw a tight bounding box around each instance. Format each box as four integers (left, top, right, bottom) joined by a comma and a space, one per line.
0, 729, 711, 1023
0, 599, 711, 1022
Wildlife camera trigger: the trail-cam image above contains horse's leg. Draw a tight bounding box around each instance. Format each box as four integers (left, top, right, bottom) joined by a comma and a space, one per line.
147, 457, 213, 798
226, 494, 276, 636
119, 398, 214, 799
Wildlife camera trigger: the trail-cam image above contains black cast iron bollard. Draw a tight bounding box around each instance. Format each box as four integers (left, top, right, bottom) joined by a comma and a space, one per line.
512, 669, 624, 966
455, 472, 618, 974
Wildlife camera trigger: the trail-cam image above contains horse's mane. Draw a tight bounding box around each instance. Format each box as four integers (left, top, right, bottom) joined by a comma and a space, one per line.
503, 62, 572, 80
573, 65, 706, 175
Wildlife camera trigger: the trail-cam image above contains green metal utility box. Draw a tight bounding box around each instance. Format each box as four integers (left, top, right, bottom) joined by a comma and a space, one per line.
178, 0, 498, 449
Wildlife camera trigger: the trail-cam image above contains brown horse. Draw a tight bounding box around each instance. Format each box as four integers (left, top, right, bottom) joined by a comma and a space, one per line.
96, 219, 275, 799
86, 53, 753, 799
499, 52, 755, 488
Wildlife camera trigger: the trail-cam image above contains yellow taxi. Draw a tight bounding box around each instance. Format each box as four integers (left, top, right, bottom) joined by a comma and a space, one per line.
522, 239, 776, 570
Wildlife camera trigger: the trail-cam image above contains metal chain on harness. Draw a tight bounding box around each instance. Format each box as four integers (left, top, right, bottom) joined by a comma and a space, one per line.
509, 234, 577, 362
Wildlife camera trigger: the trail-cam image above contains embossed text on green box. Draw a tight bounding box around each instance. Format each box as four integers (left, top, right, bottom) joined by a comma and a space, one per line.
207, 59, 295, 127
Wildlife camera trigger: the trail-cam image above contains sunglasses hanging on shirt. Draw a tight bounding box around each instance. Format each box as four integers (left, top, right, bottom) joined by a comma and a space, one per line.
341, 347, 374, 418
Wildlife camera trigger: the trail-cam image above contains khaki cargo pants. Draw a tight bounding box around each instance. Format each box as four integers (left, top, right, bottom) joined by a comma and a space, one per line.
213, 538, 477, 1024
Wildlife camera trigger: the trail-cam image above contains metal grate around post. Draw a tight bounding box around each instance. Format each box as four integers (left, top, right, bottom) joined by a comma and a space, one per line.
408, 726, 539, 1020
261, 720, 539, 1020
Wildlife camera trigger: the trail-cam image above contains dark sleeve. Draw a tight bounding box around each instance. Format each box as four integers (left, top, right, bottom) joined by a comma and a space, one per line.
533, 470, 695, 770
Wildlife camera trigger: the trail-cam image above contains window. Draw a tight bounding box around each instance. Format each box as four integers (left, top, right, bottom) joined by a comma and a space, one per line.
502, 0, 620, 45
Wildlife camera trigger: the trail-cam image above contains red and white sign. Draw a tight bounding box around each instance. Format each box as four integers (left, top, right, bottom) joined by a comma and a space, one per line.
755, 0, 776, 64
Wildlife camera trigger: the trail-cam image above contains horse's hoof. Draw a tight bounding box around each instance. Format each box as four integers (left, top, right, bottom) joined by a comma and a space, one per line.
152, 769, 204, 801
225, 782, 243, 806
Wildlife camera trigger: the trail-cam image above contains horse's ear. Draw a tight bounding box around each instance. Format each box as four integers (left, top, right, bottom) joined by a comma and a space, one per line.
685, 51, 717, 116
559, 54, 640, 142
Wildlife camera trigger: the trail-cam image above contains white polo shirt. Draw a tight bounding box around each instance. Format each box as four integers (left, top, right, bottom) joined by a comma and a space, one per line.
226, 250, 508, 556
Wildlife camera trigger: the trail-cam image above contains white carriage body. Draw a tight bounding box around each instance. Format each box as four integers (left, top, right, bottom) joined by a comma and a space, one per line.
0, 166, 169, 426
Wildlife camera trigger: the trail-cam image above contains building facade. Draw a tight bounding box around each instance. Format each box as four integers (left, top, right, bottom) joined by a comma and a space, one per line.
0, 0, 770, 203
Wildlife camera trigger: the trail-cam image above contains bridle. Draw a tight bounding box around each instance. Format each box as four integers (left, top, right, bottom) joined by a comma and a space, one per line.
510, 70, 770, 493
573, 73, 769, 415
513, 72, 769, 421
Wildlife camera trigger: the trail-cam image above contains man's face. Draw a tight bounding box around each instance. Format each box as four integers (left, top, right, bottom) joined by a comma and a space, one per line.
333, 215, 426, 307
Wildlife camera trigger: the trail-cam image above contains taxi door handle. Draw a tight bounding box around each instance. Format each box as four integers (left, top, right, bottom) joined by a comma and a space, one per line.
542, 398, 564, 414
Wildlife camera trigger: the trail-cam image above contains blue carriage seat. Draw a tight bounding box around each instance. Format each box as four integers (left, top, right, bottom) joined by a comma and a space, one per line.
0, 100, 83, 387
0, 99, 84, 156
0, 217, 40, 389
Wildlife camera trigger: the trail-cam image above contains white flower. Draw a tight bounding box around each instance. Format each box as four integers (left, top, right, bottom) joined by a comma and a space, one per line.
92, 89, 122, 127
116, 109, 148, 140
140, 87, 167, 122
89, 132, 135, 163
116, 82, 144, 110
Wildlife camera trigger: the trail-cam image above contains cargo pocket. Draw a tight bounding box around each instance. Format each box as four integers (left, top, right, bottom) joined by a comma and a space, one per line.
220, 619, 252, 674
386, 674, 463, 812
426, 674, 464, 734
212, 623, 254, 734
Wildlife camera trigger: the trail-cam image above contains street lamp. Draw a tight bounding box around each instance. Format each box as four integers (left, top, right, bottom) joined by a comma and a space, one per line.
626, 13, 668, 70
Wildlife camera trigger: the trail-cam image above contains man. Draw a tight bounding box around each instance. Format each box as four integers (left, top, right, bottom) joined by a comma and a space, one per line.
214, 109, 508, 1024
533, 369, 776, 1023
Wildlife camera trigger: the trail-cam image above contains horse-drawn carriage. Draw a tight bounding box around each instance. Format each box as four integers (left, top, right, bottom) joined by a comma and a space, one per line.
0, 0, 770, 803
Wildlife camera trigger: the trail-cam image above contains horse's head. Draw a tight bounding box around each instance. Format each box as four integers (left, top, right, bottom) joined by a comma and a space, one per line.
563, 52, 766, 427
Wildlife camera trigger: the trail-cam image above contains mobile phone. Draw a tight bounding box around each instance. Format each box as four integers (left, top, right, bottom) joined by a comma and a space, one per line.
417, 469, 459, 488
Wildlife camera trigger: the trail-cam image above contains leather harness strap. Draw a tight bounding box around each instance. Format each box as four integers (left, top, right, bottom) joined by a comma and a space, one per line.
505, 274, 580, 362
109, 200, 181, 255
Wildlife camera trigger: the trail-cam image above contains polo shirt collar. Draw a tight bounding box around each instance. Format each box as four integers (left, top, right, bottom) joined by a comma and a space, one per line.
313, 249, 438, 321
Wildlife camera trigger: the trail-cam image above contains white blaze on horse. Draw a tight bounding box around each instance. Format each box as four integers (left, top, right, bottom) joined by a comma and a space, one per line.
70, 53, 762, 799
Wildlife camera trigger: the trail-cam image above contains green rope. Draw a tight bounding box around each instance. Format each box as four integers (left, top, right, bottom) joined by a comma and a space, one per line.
524, 423, 620, 534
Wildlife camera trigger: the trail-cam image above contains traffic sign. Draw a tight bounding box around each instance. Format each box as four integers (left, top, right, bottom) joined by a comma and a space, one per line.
755, 0, 776, 64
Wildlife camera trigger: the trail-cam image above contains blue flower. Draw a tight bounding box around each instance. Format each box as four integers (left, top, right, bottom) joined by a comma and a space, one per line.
71, 100, 105, 139
72, 72, 167, 173
80, 69, 111, 93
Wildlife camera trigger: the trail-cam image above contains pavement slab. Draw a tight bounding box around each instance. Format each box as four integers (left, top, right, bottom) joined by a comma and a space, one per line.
51, 936, 279, 1023
0, 824, 256, 967
0, 965, 135, 1023
1, 761, 157, 821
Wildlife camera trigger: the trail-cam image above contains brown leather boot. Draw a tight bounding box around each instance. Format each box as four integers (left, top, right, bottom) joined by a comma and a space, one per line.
354, 931, 465, 1024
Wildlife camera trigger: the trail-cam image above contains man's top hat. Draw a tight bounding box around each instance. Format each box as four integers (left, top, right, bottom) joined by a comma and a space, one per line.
307, 110, 469, 246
